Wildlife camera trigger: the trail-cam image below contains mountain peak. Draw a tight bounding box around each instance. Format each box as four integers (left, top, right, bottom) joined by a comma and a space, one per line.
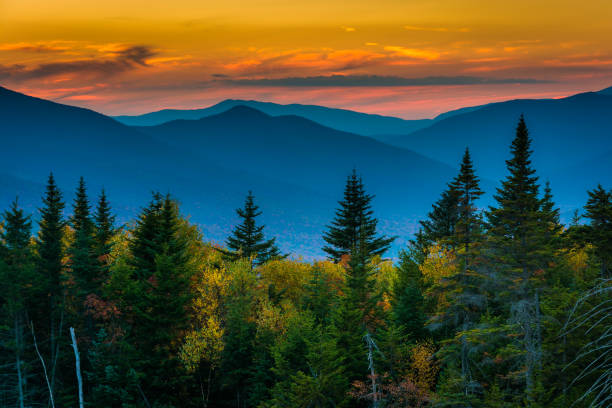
213, 104, 270, 119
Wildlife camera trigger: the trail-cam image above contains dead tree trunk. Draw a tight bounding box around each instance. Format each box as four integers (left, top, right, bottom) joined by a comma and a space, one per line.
70, 327, 84, 408
31, 322, 55, 408
15, 316, 25, 408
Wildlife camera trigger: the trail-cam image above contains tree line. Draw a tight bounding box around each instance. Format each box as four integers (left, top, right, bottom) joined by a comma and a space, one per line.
0, 115, 610, 407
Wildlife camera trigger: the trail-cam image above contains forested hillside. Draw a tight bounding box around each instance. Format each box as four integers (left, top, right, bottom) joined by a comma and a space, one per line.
0, 116, 609, 407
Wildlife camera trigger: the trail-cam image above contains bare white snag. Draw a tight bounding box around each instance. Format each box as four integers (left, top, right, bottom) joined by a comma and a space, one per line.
30, 322, 55, 408
70, 327, 84, 408
15, 318, 25, 408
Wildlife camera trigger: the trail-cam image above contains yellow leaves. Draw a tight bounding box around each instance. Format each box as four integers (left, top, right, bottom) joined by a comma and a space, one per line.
180, 246, 231, 372
180, 315, 224, 372
408, 340, 439, 392
259, 258, 312, 304
258, 258, 346, 304
256, 299, 298, 336
566, 245, 590, 280
419, 244, 457, 285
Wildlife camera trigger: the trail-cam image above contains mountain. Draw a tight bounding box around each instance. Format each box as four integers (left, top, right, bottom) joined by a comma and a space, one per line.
0, 87, 457, 257
384, 91, 612, 210
134, 106, 464, 253
598, 85, 612, 96
135, 105, 456, 201
114, 99, 433, 137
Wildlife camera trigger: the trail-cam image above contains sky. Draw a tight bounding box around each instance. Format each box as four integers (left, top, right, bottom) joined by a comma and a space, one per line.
1, 0, 612, 118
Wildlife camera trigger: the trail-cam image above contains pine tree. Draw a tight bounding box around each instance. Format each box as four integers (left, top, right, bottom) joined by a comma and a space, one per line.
331, 234, 382, 395
35, 173, 66, 402
450, 148, 484, 272
220, 260, 258, 408
486, 115, 549, 401
72, 177, 93, 233
0, 199, 38, 407
129, 192, 163, 280
225, 191, 282, 267
69, 177, 99, 296
391, 251, 426, 343
419, 183, 460, 249
129, 195, 195, 406
93, 189, 116, 282
323, 169, 394, 261
582, 184, 611, 277
487, 115, 546, 295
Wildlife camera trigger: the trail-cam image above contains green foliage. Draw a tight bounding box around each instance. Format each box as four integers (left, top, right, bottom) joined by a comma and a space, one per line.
128, 195, 196, 407
226, 191, 283, 267
0, 115, 608, 408
582, 184, 612, 277
323, 169, 394, 261
392, 251, 426, 343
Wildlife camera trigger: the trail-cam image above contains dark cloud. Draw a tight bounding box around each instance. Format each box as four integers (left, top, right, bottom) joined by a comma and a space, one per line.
225, 75, 552, 87
0, 45, 156, 82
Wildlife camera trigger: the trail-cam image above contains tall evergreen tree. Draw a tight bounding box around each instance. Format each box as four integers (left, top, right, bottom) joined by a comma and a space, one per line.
0, 199, 38, 407
129, 192, 164, 280
69, 177, 99, 296
323, 169, 394, 261
93, 189, 116, 282
220, 260, 258, 408
487, 115, 546, 294
331, 233, 383, 401
225, 191, 282, 266
450, 148, 484, 272
391, 250, 426, 343
35, 173, 66, 402
129, 195, 195, 406
486, 115, 550, 402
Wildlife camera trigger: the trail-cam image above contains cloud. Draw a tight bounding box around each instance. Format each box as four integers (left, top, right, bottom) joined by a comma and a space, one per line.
224, 75, 552, 87
404, 25, 470, 33
0, 42, 71, 53
383, 46, 441, 61
0, 45, 156, 81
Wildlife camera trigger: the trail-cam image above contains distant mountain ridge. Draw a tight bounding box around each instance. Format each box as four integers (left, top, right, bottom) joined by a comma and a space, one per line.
0, 86, 458, 258
1, 85, 610, 256
114, 99, 434, 137
383, 90, 612, 210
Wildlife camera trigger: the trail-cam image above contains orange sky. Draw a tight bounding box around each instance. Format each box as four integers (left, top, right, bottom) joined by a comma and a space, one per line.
1, 0, 612, 118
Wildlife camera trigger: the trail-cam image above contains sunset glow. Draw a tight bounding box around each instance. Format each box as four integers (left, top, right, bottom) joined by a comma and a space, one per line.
2, 0, 612, 117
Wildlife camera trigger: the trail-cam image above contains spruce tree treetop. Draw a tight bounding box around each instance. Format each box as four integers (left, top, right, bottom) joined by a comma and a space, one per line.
488, 115, 540, 247
487, 115, 546, 292
323, 169, 394, 261
93, 189, 116, 258
72, 176, 93, 234
225, 191, 282, 266
450, 147, 484, 268
69, 177, 100, 295
2, 198, 32, 254
37, 173, 65, 288
451, 148, 483, 212
129, 192, 164, 280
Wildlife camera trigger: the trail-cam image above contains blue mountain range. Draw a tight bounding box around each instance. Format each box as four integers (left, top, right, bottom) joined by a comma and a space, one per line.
1, 85, 610, 258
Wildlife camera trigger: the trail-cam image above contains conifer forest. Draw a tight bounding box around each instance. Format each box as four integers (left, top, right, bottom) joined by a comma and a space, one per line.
0, 115, 610, 408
